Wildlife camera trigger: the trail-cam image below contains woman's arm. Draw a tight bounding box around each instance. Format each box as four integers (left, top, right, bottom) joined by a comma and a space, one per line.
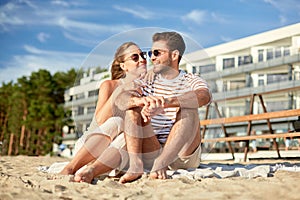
94, 80, 116, 125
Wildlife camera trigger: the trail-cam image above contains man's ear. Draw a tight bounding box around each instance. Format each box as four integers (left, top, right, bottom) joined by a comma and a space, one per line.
172, 50, 180, 61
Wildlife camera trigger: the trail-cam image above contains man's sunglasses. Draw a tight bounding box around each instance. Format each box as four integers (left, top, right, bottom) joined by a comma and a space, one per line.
147, 49, 168, 57
124, 52, 147, 62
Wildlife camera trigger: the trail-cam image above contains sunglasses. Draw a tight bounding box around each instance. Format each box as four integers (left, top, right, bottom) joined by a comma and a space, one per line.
148, 49, 169, 57
123, 52, 147, 62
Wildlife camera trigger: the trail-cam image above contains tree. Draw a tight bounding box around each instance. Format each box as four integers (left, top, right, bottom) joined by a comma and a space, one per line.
0, 68, 77, 156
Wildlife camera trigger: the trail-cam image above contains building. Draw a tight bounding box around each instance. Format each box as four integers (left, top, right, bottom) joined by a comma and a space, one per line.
180, 22, 300, 150
62, 23, 300, 154
61, 68, 110, 156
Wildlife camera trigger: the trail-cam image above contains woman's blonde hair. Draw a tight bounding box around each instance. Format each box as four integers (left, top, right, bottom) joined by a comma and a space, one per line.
111, 42, 137, 80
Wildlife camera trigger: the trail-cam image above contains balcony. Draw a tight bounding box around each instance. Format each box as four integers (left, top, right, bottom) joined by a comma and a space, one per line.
203, 53, 300, 80
65, 96, 97, 108
213, 80, 300, 102
62, 133, 78, 141
73, 112, 94, 123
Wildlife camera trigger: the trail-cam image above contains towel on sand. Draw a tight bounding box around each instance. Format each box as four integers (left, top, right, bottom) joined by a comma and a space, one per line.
38, 162, 300, 180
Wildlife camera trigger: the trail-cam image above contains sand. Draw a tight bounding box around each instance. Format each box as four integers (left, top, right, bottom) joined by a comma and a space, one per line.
1, 155, 300, 200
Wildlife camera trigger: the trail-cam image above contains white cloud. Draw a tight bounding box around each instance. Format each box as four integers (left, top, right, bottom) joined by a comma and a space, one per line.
279, 15, 287, 24
19, 0, 38, 10
181, 10, 228, 26
182, 10, 207, 25
0, 3, 24, 30
37, 32, 50, 43
264, 0, 300, 24
0, 45, 87, 83
63, 31, 99, 47
211, 12, 228, 24
51, 0, 72, 7
0, 1, 134, 44
220, 35, 233, 43
113, 5, 155, 20
57, 17, 134, 34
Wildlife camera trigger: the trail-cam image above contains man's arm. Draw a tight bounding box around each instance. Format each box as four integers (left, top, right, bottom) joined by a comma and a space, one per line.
164, 88, 211, 109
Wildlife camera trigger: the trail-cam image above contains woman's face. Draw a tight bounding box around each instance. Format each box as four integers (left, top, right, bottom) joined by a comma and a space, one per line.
122, 45, 147, 79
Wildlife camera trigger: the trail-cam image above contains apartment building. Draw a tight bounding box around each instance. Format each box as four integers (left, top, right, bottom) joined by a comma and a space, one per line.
61, 68, 110, 156
181, 22, 300, 149
62, 23, 300, 154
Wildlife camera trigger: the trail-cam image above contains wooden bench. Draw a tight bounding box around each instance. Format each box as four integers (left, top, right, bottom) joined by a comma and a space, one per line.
202, 131, 300, 143
200, 93, 300, 161
201, 109, 300, 126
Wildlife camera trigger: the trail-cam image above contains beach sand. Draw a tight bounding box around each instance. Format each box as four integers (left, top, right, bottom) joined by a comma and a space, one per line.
1, 155, 300, 200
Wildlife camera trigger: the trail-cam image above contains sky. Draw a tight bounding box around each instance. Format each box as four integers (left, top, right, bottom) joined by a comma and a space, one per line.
1, 0, 300, 84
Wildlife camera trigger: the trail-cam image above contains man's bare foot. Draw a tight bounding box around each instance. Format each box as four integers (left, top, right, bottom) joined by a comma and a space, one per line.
119, 154, 144, 184
119, 172, 143, 184
59, 167, 74, 175
73, 166, 95, 183
149, 168, 168, 179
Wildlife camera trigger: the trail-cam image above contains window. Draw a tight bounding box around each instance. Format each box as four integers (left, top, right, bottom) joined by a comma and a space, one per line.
77, 106, 84, 115
192, 66, 197, 74
229, 80, 246, 90
223, 81, 228, 92
223, 58, 235, 69
75, 93, 85, 100
275, 47, 282, 58
88, 89, 99, 97
87, 106, 96, 114
238, 55, 253, 66
267, 73, 288, 84
283, 47, 290, 56
258, 79, 264, 86
258, 50, 264, 62
258, 74, 265, 86
266, 48, 273, 60
199, 64, 216, 74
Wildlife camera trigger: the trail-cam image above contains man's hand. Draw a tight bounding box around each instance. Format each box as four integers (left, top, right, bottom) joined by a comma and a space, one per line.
141, 96, 165, 122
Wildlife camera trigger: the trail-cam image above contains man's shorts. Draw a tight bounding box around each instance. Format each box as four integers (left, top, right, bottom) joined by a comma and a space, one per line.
168, 144, 201, 170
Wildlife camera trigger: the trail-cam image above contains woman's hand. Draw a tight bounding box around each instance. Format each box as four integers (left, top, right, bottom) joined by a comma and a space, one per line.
143, 68, 156, 84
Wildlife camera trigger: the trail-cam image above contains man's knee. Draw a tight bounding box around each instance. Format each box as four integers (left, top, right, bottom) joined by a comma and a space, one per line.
125, 108, 142, 125
176, 108, 199, 124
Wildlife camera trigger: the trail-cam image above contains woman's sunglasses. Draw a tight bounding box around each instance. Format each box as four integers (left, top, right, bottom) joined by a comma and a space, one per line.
124, 52, 147, 62
147, 49, 168, 57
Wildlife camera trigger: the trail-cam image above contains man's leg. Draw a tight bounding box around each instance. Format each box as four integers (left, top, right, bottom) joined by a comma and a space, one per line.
118, 108, 144, 183
150, 108, 200, 179
119, 108, 161, 183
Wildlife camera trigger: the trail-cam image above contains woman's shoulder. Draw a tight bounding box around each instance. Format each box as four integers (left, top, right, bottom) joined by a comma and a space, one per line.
100, 79, 119, 91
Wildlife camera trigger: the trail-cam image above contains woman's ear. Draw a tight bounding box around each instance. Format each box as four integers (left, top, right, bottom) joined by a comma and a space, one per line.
120, 62, 126, 71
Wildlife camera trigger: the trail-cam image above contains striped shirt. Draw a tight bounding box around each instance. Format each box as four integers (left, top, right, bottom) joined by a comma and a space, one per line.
143, 70, 210, 144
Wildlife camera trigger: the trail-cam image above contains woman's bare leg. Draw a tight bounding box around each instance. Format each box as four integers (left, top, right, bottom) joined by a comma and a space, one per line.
73, 146, 122, 183
60, 134, 110, 175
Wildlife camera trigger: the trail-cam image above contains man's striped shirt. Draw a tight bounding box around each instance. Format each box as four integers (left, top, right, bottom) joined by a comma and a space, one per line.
143, 70, 210, 144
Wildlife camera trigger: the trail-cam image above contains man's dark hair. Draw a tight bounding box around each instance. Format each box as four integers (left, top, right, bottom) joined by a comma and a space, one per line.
152, 31, 186, 63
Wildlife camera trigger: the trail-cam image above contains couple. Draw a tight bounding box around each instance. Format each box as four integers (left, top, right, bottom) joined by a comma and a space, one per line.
60, 31, 212, 184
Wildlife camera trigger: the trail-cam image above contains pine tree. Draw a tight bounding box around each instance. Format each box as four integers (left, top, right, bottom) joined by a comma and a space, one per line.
0, 68, 77, 156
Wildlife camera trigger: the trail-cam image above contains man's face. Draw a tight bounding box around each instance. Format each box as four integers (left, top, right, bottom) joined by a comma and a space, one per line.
150, 40, 172, 74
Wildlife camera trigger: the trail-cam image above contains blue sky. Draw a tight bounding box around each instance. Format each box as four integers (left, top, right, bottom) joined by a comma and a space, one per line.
1, 0, 300, 84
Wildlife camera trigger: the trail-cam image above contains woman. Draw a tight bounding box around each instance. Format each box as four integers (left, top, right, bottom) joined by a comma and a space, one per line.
59, 42, 148, 181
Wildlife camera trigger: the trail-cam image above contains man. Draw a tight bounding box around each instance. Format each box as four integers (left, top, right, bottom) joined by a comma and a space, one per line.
118, 31, 212, 183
